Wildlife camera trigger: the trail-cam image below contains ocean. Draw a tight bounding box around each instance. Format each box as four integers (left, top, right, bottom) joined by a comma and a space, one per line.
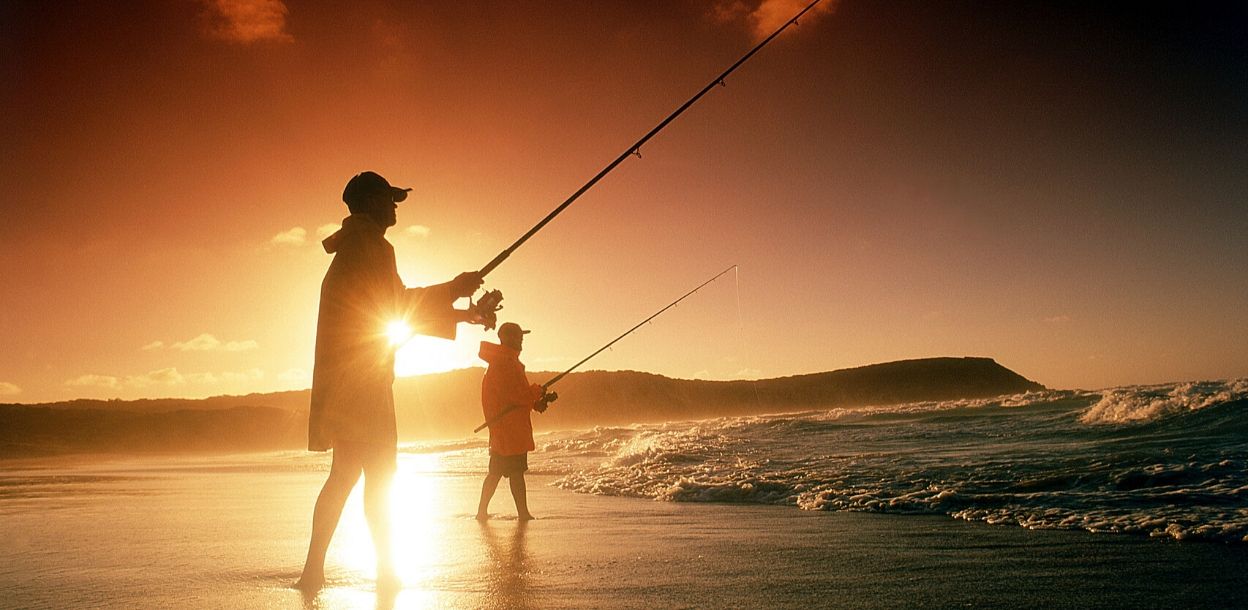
542, 378, 1248, 543
2, 378, 1246, 608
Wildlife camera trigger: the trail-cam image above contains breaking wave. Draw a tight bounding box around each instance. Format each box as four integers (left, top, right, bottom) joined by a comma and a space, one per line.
548, 380, 1248, 543
1080, 378, 1248, 424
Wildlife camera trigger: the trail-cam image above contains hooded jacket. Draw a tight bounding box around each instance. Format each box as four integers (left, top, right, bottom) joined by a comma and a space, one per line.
307, 214, 458, 451
479, 341, 544, 456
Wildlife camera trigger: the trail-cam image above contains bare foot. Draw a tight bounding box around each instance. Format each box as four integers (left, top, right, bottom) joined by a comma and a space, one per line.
475, 512, 490, 521
294, 574, 324, 593
517, 512, 536, 521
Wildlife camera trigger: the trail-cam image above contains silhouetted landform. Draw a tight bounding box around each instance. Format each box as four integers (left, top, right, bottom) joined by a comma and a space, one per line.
535, 357, 1045, 427
0, 405, 305, 458
0, 357, 1042, 457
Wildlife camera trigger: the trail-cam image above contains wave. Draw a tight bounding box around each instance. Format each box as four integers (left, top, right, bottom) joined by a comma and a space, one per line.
398, 438, 488, 454
549, 383, 1248, 543
1080, 378, 1248, 424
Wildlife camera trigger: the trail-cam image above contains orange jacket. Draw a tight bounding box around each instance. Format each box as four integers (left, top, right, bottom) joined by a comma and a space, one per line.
479, 341, 544, 456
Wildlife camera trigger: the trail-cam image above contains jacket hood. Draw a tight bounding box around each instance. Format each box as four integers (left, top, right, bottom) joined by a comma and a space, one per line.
479, 341, 520, 365
322, 214, 383, 254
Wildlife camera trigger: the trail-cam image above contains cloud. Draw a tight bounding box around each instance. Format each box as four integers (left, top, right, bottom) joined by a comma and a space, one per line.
169, 333, 259, 352
185, 369, 263, 384
0, 382, 21, 396
405, 225, 431, 238
65, 369, 184, 389
1044, 315, 1072, 324
278, 368, 309, 382
271, 227, 307, 246
141, 341, 165, 351
316, 224, 341, 240
735, 368, 763, 378
66, 367, 266, 390
185, 372, 220, 384
199, 0, 294, 44
706, 0, 839, 43
142, 368, 186, 386
65, 374, 122, 389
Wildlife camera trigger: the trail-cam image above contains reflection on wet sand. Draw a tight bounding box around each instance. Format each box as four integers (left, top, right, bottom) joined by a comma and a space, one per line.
479, 521, 532, 610
298, 455, 457, 609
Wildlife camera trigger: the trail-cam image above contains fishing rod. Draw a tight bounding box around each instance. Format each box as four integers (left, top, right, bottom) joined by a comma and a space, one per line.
474, 264, 738, 433
466, 0, 821, 327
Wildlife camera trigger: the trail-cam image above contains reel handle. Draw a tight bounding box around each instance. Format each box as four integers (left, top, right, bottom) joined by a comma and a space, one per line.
468, 289, 504, 330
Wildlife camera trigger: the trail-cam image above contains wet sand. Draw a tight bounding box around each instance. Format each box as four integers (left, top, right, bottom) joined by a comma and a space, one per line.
1, 456, 1246, 608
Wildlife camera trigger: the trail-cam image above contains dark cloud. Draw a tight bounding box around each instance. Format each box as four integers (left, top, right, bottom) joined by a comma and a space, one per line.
199, 0, 294, 44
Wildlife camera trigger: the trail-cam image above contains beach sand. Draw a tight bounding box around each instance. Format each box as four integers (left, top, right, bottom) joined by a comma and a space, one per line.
1, 454, 1246, 609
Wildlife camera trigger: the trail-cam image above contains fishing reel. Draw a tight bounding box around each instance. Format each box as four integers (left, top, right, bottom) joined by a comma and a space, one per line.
467, 289, 504, 330
534, 391, 558, 413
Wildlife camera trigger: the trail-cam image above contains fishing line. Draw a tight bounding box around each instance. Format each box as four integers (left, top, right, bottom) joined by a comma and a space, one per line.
474, 265, 738, 433
462, 0, 824, 328
733, 266, 765, 410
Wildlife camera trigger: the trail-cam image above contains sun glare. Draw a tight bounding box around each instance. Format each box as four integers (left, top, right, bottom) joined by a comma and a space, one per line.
386, 320, 413, 346
394, 335, 480, 377
333, 453, 454, 601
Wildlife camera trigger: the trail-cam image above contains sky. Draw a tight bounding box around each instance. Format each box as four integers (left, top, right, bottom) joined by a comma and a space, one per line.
2, 0, 1245, 403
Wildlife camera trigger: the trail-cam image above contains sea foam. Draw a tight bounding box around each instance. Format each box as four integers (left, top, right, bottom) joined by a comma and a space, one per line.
548, 380, 1248, 543
1080, 378, 1248, 424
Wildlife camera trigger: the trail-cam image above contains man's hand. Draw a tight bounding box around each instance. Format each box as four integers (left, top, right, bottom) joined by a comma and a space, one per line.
534, 391, 558, 413
450, 271, 483, 298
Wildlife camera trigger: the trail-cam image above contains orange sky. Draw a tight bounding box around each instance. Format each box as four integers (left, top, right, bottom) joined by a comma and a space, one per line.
2, 1, 1246, 403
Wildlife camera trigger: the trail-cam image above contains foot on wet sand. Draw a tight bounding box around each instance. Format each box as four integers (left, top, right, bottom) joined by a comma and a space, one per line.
293, 574, 324, 593
518, 512, 536, 521
475, 512, 490, 521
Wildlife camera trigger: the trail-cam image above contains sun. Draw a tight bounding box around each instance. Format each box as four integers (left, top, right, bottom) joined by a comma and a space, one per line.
386, 320, 413, 346
385, 318, 480, 376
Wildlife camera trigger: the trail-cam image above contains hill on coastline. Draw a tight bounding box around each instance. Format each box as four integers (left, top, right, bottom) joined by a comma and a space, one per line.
0, 357, 1043, 457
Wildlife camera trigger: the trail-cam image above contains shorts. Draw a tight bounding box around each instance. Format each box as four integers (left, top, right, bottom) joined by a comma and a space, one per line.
488, 453, 528, 478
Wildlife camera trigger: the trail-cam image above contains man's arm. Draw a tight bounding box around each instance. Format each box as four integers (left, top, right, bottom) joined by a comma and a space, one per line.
403, 272, 483, 340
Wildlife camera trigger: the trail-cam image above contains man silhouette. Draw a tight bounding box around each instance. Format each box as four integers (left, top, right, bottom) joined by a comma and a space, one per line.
297, 171, 482, 591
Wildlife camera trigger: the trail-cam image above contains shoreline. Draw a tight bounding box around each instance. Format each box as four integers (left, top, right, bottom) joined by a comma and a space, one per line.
473, 475, 1248, 609
2, 456, 1246, 608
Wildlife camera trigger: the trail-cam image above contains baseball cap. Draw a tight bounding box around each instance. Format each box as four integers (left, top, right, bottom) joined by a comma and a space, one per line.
342, 171, 413, 206
498, 322, 531, 338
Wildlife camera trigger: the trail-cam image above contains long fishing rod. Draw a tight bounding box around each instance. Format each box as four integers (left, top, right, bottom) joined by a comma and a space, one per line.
474, 264, 738, 433
466, 0, 820, 325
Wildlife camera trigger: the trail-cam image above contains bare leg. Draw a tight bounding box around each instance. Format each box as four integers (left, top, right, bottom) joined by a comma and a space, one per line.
477, 472, 502, 520
361, 448, 397, 589
297, 446, 364, 591
510, 474, 533, 520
